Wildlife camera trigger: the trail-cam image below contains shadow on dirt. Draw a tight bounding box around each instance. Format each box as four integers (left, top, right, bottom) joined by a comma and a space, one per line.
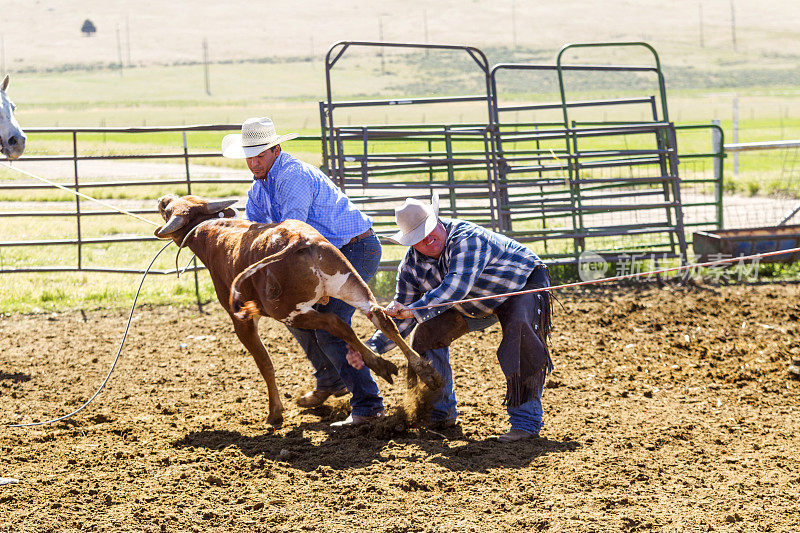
173, 420, 579, 473
0, 372, 31, 383
422, 434, 580, 472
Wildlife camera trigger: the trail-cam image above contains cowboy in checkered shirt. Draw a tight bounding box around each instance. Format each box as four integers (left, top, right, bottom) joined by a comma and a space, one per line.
348, 194, 553, 442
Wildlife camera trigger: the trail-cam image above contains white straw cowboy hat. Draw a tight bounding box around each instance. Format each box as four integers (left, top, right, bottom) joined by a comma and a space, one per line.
221, 117, 298, 159
389, 192, 440, 246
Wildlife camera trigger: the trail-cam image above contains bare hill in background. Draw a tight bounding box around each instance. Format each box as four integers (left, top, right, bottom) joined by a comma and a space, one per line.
3, 0, 800, 133
3, 0, 800, 72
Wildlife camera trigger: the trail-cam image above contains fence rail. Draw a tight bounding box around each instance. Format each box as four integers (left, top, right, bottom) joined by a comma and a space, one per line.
3, 119, 724, 275
724, 139, 800, 152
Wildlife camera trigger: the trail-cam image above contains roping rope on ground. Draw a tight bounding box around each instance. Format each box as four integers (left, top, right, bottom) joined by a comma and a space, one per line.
5, 241, 171, 428
2, 162, 166, 428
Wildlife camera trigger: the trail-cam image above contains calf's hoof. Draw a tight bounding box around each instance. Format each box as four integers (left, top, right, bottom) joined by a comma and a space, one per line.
413, 359, 444, 391
405, 366, 419, 389
367, 357, 398, 385
267, 410, 284, 426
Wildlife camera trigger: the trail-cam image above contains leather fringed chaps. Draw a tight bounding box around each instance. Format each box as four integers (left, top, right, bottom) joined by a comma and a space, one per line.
500, 267, 553, 408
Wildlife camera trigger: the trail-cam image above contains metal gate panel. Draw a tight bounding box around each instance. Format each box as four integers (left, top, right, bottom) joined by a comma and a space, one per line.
489, 46, 688, 265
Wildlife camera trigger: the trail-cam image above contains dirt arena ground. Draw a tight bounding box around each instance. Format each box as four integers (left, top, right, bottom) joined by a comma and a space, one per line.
1, 282, 799, 532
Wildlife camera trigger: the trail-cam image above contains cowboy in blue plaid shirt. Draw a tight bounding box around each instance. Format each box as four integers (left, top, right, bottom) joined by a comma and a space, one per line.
222, 117, 385, 427
349, 194, 553, 442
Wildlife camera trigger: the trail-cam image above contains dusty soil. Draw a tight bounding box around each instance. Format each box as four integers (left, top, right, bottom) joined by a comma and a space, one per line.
1, 283, 799, 532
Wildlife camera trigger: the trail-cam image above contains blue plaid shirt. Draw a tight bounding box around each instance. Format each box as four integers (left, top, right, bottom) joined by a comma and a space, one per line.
245, 151, 372, 248
367, 218, 543, 354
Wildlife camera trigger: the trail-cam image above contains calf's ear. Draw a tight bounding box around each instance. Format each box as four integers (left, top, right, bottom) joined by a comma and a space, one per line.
157, 194, 179, 211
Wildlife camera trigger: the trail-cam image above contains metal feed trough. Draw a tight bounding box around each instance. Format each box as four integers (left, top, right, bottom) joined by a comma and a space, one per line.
693, 225, 800, 263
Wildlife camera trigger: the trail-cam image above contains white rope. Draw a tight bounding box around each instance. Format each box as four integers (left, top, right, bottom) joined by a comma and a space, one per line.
0, 162, 159, 227
0, 165, 244, 426
5, 241, 172, 428
0, 161, 172, 427
416, 245, 800, 310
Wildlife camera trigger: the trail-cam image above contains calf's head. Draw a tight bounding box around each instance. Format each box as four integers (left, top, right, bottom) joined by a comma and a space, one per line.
154, 194, 238, 241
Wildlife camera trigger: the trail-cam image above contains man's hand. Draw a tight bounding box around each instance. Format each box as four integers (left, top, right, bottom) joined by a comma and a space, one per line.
385, 300, 414, 320
346, 345, 365, 370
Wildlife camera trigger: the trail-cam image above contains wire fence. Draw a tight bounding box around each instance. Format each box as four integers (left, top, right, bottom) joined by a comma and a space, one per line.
720, 139, 800, 228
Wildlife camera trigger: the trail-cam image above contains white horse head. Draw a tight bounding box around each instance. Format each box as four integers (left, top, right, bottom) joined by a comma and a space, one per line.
0, 74, 26, 160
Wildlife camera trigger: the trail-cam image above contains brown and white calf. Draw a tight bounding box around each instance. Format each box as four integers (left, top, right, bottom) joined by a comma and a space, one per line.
154, 194, 442, 425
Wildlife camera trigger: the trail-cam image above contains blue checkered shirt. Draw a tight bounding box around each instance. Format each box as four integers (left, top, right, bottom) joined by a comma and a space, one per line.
367, 218, 543, 354
245, 151, 372, 248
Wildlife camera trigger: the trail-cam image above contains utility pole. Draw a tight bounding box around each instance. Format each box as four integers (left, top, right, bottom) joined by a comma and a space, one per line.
125, 16, 131, 66
730, 0, 737, 51
116, 24, 123, 75
379, 17, 385, 74
732, 97, 739, 175
512, 0, 517, 48
698, 1, 704, 48
423, 9, 429, 55
203, 38, 211, 95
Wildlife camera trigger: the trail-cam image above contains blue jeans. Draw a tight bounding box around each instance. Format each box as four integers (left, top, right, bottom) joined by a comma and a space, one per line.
286, 234, 384, 417
419, 267, 550, 435
423, 316, 544, 434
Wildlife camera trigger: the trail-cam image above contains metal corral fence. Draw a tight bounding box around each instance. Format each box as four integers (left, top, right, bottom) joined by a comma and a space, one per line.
722, 139, 800, 228
1, 41, 731, 276
0, 124, 256, 274
322, 41, 725, 266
